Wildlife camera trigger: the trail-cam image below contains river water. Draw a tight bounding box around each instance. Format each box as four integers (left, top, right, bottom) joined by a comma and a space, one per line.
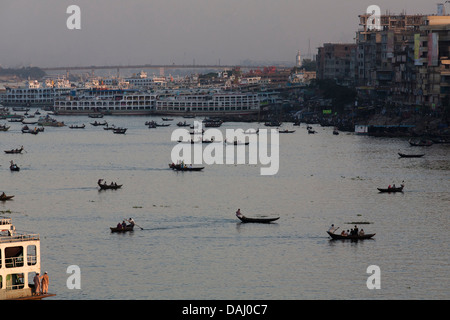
1, 112, 448, 300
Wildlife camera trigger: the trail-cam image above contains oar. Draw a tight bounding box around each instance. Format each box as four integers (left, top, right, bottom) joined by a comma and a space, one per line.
126, 219, 144, 230
134, 224, 144, 230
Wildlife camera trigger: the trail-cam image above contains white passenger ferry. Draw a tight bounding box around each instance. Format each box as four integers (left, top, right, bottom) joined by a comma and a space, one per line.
53, 89, 261, 117
1, 79, 72, 107
153, 90, 260, 117
0, 217, 54, 300
53, 90, 156, 116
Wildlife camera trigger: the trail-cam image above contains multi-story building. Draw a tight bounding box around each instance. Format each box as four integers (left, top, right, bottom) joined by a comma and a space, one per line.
355, 13, 424, 100
316, 43, 357, 86
415, 15, 450, 110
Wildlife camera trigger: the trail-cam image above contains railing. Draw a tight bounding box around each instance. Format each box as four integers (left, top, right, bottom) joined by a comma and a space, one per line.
0, 233, 40, 244
0, 217, 12, 226
5, 256, 24, 268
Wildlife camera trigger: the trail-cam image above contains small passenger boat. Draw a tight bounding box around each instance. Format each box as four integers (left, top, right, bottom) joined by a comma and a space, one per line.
225, 140, 249, 145
112, 128, 127, 134
377, 185, 404, 193
110, 225, 134, 233
22, 125, 44, 134
177, 139, 216, 144
98, 179, 122, 190
398, 153, 425, 158
237, 215, 280, 223
4, 146, 24, 154
69, 124, 85, 129
90, 121, 108, 126
327, 231, 375, 240
0, 194, 14, 201
177, 121, 190, 127
278, 129, 295, 133
10, 161, 20, 171
169, 163, 204, 171
409, 139, 433, 147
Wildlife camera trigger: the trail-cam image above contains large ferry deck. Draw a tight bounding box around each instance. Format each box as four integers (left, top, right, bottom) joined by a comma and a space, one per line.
0, 217, 54, 300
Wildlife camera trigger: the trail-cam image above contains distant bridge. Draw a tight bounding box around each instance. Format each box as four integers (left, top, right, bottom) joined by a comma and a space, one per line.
40, 64, 288, 72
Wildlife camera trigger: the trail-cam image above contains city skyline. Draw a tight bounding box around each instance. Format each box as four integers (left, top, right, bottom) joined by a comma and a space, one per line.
0, 0, 441, 68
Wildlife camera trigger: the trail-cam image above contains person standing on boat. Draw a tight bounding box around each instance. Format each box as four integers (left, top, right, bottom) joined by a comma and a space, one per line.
41, 272, 49, 295
33, 273, 41, 296
128, 218, 135, 227
328, 224, 338, 234
236, 209, 244, 218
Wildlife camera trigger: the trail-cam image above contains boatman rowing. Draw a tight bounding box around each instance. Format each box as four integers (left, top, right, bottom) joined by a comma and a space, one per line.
236, 209, 244, 218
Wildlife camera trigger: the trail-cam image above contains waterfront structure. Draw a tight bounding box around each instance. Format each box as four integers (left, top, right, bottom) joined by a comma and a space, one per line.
355, 13, 425, 102
317, 6, 450, 112
415, 15, 450, 110
296, 50, 302, 67
316, 43, 357, 86
0, 217, 53, 300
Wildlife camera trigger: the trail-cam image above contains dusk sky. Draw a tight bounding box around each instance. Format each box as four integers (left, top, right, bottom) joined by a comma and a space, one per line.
0, 0, 439, 68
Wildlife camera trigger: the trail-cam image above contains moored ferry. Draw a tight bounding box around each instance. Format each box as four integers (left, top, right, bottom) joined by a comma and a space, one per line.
153, 90, 260, 117
0, 217, 54, 300
54, 92, 156, 116
53, 89, 261, 117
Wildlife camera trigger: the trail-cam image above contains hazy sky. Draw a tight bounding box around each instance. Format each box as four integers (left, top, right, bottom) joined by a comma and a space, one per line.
0, 0, 439, 68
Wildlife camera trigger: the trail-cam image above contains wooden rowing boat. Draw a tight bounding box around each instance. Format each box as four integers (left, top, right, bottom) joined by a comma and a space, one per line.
278, 129, 296, 133
398, 153, 425, 158
237, 215, 280, 223
90, 121, 108, 126
0, 195, 14, 201
327, 231, 375, 240
69, 124, 85, 129
169, 163, 204, 171
98, 179, 122, 190
113, 128, 127, 134
377, 185, 404, 193
4, 147, 24, 154
409, 139, 433, 147
110, 225, 134, 233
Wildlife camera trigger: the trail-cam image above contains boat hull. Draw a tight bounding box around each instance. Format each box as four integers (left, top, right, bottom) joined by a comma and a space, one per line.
377, 186, 403, 193
169, 164, 204, 171
237, 216, 280, 223
398, 153, 424, 158
98, 183, 122, 190
110, 226, 134, 233
327, 231, 375, 240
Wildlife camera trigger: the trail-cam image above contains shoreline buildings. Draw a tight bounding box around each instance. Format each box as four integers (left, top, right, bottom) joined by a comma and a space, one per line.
316, 5, 450, 113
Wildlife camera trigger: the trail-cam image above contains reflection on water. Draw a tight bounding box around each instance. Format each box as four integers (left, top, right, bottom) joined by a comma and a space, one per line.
1, 115, 449, 299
